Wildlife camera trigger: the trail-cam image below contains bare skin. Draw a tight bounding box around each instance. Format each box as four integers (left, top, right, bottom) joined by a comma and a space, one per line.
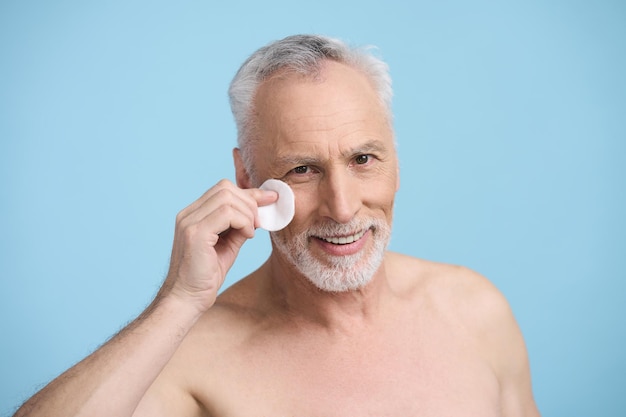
14, 61, 540, 417
137, 253, 536, 417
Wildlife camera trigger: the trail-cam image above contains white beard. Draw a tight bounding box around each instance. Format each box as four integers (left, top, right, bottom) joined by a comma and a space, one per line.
271, 218, 391, 292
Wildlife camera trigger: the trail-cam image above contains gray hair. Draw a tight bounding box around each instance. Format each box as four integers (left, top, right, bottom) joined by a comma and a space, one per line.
228, 34, 393, 179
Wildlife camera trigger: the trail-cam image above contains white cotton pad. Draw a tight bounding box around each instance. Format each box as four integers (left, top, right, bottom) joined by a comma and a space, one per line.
257, 179, 295, 231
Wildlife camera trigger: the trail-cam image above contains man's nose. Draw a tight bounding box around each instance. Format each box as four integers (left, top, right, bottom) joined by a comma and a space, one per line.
318, 170, 361, 224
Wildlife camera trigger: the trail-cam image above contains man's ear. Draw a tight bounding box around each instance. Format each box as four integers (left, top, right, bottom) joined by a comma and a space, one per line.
233, 148, 252, 189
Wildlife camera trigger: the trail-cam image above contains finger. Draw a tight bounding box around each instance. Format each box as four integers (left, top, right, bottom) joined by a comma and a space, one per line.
178, 183, 257, 230
201, 204, 258, 241
182, 185, 278, 229
187, 198, 258, 240
178, 179, 244, 219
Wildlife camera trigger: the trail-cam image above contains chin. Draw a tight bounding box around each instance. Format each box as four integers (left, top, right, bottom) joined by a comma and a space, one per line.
271, 218, 391, 293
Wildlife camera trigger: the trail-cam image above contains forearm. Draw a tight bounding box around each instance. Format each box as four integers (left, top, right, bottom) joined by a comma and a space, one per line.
14, 295, 201, 417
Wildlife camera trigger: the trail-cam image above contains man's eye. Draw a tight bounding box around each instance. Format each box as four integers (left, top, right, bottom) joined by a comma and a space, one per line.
355, 154, 370, 165
292, 166, 309, 174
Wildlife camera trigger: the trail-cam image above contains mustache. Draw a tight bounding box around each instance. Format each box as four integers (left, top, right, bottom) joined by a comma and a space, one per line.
305, 218, 387, 238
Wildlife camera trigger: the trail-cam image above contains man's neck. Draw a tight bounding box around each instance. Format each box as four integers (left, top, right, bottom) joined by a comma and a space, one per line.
259, 252, 394, 334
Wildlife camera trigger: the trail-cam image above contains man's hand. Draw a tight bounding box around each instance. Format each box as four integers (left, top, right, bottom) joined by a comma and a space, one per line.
160, 179, 278, 314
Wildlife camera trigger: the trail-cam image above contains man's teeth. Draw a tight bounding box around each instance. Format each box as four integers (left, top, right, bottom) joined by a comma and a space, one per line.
321, 230, 366, 245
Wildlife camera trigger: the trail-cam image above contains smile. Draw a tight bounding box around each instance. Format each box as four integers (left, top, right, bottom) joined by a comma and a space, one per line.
319, 229, 367, 245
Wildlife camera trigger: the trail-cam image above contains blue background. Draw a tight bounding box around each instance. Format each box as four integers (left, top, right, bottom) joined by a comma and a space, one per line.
1, 1, 624, 415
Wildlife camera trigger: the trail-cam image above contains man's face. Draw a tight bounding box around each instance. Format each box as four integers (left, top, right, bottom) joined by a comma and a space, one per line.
250, 61, 399, 292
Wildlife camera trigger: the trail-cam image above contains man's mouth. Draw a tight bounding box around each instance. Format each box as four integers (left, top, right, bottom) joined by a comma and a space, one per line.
318, 229, 367, 245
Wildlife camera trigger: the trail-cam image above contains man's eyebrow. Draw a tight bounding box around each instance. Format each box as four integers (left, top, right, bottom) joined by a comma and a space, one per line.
272, 155, 321, 167
343, 140, 389, 157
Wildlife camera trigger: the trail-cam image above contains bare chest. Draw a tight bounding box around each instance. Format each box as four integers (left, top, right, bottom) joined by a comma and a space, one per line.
198, 322, 501, 417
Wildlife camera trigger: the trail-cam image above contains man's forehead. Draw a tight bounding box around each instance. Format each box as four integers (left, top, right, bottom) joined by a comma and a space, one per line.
256, 62, 377, 108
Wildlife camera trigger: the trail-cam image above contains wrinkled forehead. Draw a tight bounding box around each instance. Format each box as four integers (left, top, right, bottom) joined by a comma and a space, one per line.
254, 62, 389, 128
254, 60, 388, 116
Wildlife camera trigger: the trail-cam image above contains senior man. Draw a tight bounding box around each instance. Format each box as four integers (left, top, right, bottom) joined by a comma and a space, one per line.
15, 34, 540, 417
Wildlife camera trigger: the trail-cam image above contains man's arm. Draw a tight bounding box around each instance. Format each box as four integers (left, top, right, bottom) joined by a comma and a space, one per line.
469, 271, 541, 417
494, 301, 541, 417
13, 180, 277, 417
15, 296, 202, 417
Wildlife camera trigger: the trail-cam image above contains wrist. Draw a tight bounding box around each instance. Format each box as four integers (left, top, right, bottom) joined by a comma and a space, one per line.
146, 292, 207, 332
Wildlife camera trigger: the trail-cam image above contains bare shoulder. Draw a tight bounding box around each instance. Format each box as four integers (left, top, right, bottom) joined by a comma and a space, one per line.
386, 251, 506, 307
386, 252, 540, 416
386, 251, 518, 354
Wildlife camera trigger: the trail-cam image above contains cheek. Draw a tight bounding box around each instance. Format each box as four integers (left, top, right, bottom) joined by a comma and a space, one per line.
362, 187, 397, 226
364, 174, 397, 205
277, 190, 316, 238
291, 188, 318, 220
371, 192, 396, 219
